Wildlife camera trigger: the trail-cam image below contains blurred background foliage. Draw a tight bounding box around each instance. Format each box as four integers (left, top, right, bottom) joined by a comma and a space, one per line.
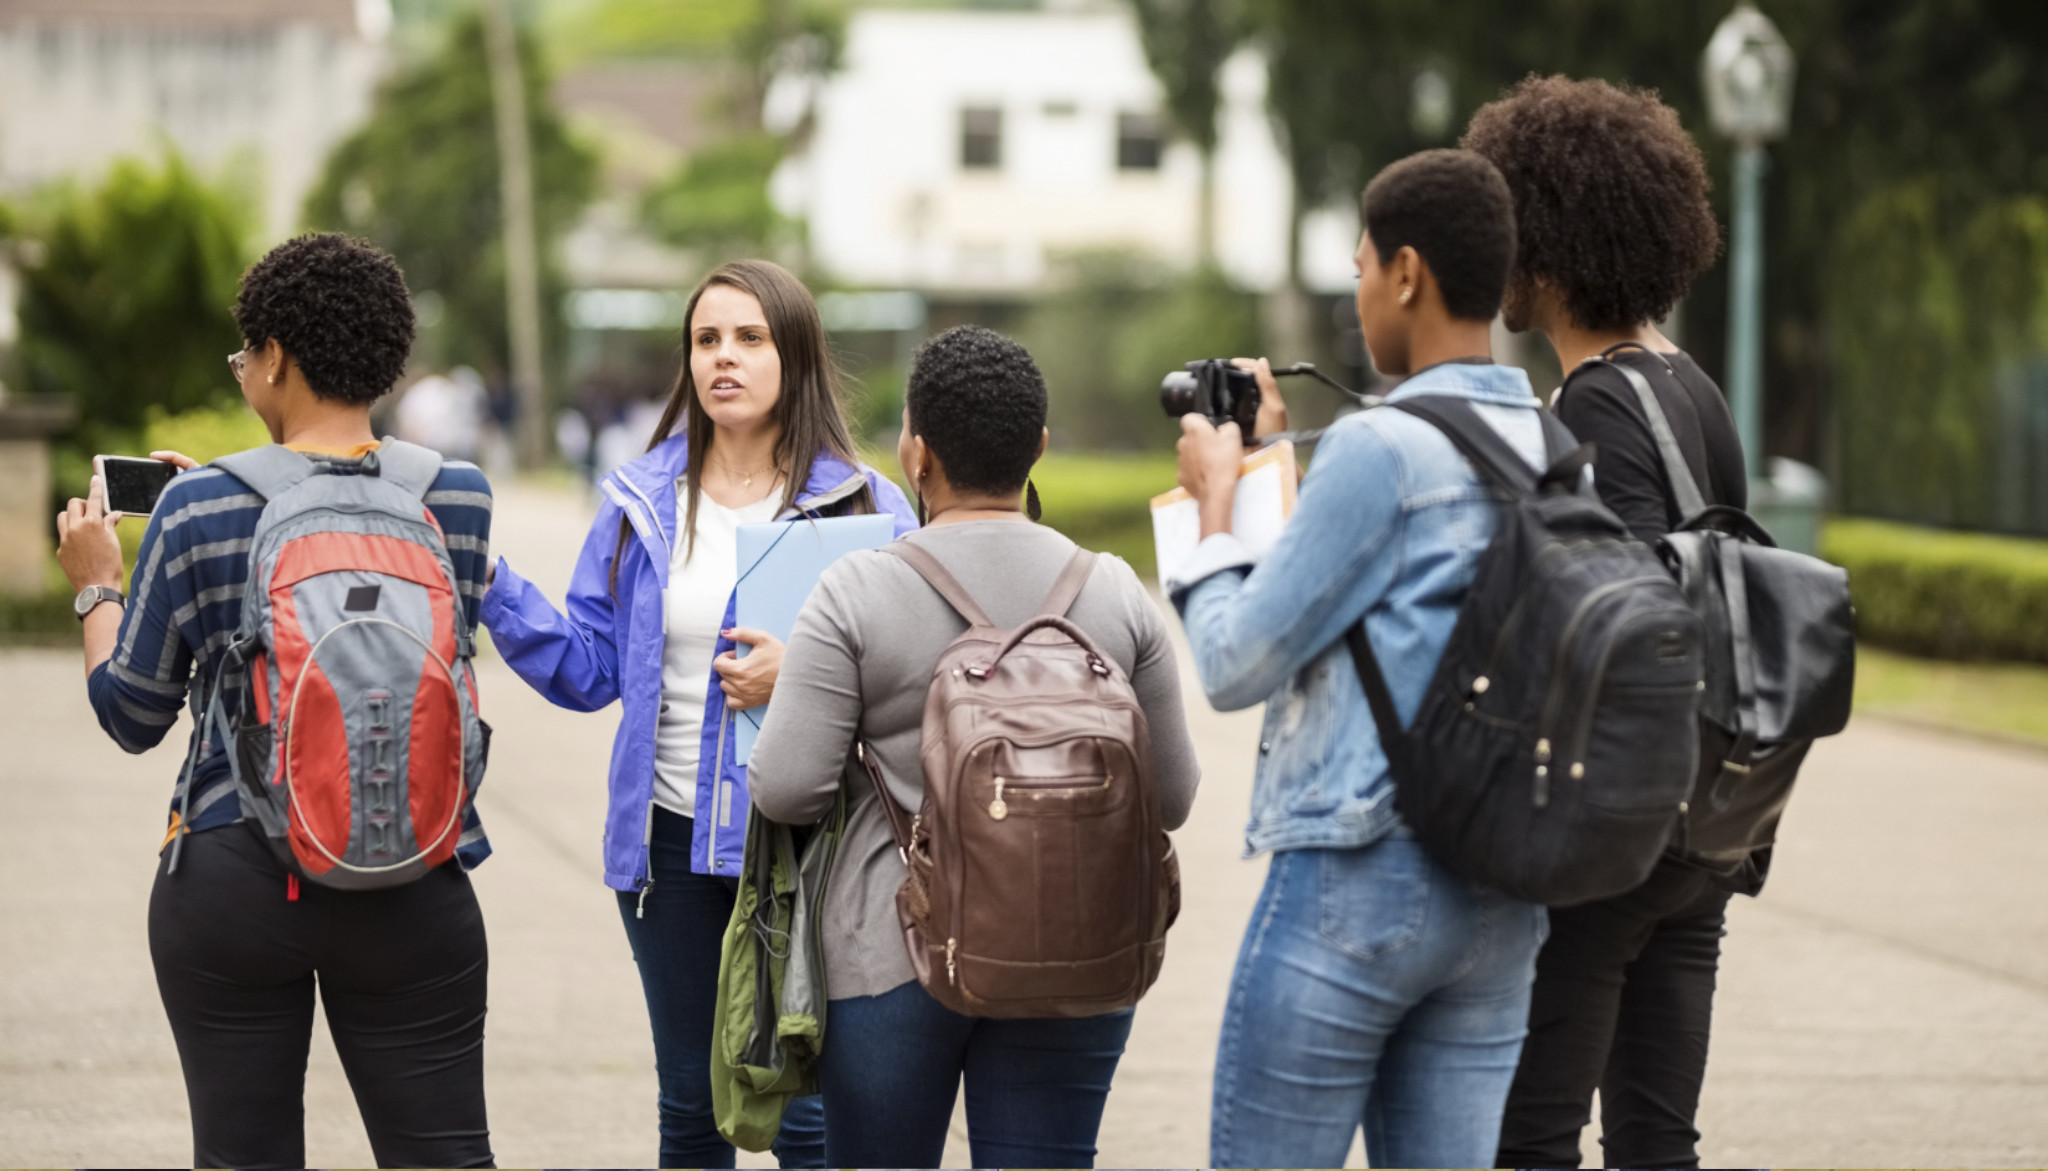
1024, 253, 1262, 452
303, 10, 599, 392
640, 132, 790, 258
8, 153, 251, 499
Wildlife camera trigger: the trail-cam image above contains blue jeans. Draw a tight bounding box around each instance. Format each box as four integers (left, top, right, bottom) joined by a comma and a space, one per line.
819, 979, 1134, 1168
1210, 835, 1548, 1168
615, 808, 825, 1168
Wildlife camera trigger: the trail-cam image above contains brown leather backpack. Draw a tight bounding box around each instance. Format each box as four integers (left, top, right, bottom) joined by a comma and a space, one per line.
858, 542, 1179, 1019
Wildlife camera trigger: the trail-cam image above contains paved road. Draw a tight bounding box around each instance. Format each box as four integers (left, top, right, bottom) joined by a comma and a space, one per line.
5, 483, 2048, 1167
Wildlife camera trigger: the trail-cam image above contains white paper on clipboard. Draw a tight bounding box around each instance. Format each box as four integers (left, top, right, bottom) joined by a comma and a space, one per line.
1149, 440, 1299, 593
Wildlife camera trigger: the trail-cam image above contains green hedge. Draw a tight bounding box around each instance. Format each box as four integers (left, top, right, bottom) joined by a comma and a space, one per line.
1031, 452, 1180, 579
1823, 518, 2048, 662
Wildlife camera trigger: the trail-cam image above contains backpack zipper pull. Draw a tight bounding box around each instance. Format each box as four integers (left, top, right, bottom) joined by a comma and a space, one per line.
287, 874, 300, 902
636, 878, 655, 920
989, 777, 1008, 820
945, 937, 958, 984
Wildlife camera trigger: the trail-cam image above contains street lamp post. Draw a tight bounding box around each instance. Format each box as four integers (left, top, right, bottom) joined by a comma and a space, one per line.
1703, 3, 1795, 481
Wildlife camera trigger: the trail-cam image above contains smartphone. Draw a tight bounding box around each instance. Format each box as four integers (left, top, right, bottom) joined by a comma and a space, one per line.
96, 456, 181, 516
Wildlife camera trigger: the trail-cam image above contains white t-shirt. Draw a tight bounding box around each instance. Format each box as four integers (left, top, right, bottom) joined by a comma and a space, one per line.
653, 484, 784, 816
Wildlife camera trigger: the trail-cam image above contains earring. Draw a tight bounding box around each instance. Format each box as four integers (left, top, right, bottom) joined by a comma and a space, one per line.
1399, 287, 1413, 305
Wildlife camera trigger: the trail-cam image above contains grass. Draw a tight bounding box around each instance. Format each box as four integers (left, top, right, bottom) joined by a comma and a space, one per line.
1852, 644, 2048, 749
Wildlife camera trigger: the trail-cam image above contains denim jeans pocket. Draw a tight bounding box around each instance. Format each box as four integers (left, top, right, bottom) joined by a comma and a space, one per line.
1315, 841, 1430, 962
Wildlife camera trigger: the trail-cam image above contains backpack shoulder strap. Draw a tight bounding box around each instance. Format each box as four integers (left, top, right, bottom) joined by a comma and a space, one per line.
1388, 395, 1538, 496
366, 439, 444, 500
886, 541, 995, 627
1037, 548, 1098, 618
210, 445, 318, 501
1575, 356, 1709, 523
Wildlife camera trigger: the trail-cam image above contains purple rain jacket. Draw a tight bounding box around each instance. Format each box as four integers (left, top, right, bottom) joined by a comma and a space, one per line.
479, 434, 917, 898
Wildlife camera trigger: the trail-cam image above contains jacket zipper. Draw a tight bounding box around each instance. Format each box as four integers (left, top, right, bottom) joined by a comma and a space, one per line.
635, 797, 657, 918
1532, 575, 1668, 806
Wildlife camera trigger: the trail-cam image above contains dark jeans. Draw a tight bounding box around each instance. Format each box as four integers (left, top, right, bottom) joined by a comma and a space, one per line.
819, 979, 1135, 1168
615, 807, 824, 1168
148, 823, 493, 1170
1496, 854, 1732, 1169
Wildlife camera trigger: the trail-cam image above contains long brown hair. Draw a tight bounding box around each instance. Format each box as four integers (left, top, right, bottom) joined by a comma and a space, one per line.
609, 260, 862, 595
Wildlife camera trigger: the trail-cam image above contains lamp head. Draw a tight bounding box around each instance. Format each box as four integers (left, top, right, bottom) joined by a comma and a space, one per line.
1703, 3, 1796, 145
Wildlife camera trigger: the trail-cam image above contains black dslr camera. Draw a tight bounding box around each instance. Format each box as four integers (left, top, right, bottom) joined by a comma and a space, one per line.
1161, 359, 1364, 444
1159, 359, 1262, 434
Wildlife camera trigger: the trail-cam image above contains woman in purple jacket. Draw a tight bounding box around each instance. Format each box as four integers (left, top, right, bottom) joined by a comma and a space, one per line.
481, 260, 916, 1167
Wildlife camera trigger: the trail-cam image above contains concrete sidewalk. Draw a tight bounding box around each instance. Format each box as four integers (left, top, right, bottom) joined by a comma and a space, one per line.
5, 483, 2048, 1167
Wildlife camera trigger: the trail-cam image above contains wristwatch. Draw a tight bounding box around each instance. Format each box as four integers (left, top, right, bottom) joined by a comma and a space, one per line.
73, 584, 124, 621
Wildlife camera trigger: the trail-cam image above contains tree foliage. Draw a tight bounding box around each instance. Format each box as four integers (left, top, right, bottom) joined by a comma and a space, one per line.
1129, 0, 1243, 156
9, 152, 250, 485
304, 10, 597, 383
640, 132, 788, 257
1241, 0, 2048, 529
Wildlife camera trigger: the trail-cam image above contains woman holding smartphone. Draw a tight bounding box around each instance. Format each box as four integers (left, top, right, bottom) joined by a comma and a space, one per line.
481, 259, 915, 1168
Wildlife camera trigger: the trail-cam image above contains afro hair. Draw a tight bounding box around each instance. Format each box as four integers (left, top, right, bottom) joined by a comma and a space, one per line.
233, 233, 416, 404
1462, 75, 1722, 331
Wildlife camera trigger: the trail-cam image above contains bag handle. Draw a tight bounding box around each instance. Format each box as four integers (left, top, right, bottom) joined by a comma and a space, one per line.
1573, 350, 1710, 525
886, 542, 994, 627
211, 444, 318, 501
968, 613, 1116, 683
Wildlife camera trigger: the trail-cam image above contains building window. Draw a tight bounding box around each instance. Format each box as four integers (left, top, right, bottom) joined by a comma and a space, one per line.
961, 106, 1003, 171
1117, 112, 1163, 171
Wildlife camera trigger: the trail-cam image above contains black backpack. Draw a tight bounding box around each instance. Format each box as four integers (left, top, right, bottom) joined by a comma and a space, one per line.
1346, 396, 1705, 907
1574, 356, 1854, 881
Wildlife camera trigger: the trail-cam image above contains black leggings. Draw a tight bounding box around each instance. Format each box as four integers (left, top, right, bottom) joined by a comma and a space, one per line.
147, 823, 493, 1169
1496, 854, 1731, 1169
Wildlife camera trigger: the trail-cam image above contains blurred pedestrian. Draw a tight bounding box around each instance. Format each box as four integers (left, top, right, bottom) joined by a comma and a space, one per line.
394, 365, 488, 463
478, 259, 915, 1169
55, 234, 497, 1169
1464, 75, 1745, 1170
748, 325, 1202, 1168
1171, 151, 1546, 1169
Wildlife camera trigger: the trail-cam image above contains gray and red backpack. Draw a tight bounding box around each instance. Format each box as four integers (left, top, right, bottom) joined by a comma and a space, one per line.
171, 441, 488, 889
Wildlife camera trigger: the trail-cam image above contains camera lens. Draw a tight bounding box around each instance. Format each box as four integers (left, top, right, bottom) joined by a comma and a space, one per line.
1160, 370, 1198, 418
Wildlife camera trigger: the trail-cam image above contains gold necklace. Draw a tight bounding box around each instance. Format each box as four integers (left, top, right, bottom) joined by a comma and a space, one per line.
711, 453, 777, 490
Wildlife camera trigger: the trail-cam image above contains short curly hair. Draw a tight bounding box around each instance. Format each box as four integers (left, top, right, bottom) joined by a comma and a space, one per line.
1462, 75, 1722, 332
905, 325, 1046, 496
233, 233, 416, 404
1361, 149, 1517, 322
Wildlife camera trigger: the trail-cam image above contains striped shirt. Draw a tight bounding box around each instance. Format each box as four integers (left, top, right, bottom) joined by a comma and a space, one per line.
86, 450, 496, 868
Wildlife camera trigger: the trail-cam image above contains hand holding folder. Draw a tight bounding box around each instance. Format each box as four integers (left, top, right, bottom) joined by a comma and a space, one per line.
1150, 440, 1299, 590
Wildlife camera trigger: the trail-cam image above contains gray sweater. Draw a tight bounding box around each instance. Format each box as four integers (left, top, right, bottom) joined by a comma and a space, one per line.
748, 519, 1202, 1000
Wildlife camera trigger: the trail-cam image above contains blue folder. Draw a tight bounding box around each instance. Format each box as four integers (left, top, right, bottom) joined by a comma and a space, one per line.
731, 513, 899, 760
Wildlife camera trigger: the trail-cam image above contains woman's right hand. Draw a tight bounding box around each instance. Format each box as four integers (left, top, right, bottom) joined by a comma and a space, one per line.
148, 449, 200, 472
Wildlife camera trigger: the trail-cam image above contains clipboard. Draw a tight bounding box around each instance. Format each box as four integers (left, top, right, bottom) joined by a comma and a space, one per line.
731, 513, 899, 760
1150, 440, 1299, 590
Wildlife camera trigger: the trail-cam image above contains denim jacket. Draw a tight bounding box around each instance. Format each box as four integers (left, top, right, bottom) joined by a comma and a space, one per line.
1169, 361, 1549, 857
479, 435, 916, 894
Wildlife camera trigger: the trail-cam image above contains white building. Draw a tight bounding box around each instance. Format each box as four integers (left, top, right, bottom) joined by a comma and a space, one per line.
771, 5, 1356, 297
0, 0, 390, 242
